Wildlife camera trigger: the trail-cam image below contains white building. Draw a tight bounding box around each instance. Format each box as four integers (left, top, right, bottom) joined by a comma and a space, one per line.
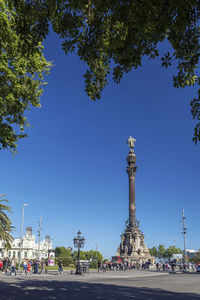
186, 249, 199, 259
0, 226, 54, 259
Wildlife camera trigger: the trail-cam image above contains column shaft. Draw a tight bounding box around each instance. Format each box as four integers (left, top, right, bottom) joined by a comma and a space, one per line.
129, 175, 135, 227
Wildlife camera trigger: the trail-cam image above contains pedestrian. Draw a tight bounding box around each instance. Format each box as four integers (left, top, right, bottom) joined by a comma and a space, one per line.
45, 259, 48, 274
33, 259, 39, 274
97, 261, 101, 273
183, 263, 187, 271
3, 257, 8, 273
5, 257, 10, 273
58, 260, 63, 275
3, 258, 6, 273
40, 259, 45, 274
10, 257, 16, 276
162, 263, 165, 271
156, 262, 159, 271
171, 262, 175, 272
22, 259, 28, 276
192, 263, 196, 272
27, 261, 32, 275
102, 262, 106, 272
0, 259, 3, 273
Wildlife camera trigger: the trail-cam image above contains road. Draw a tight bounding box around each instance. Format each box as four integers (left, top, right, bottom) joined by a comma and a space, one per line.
0, 270, 200, 299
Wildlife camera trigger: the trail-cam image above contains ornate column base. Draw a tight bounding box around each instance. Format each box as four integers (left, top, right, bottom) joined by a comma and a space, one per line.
117, 223, 154, 264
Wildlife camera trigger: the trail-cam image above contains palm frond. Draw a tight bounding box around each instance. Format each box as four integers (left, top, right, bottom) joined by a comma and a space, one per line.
0, 195, 14, 246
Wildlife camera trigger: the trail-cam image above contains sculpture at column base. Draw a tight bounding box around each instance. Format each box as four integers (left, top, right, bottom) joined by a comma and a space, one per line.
116, 221, 153, 264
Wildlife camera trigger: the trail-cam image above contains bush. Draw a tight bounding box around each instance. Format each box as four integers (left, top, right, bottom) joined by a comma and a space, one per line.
55, 256, 75, 267
68, 263, 75, 268
89, 260, 98, 269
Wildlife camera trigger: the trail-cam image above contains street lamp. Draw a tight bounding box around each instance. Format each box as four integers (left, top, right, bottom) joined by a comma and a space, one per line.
182, 209, 187, 267
19, 203, 28, 270
73, 230, 85, 274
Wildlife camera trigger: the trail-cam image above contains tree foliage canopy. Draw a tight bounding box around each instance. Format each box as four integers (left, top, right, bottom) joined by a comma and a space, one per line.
149, 244, 183, 260
55, 246, 72, 257
72, 249, 103, 261
0, 0, 51, 153
54, 246, 103, 267
1, 0, 200, 152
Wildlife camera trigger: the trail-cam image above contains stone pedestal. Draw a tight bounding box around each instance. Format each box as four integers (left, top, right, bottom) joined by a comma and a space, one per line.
116, 223, 152, 263
117, 137, 152, 264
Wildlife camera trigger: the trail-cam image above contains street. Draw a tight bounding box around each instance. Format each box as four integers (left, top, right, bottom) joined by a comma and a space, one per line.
0, 270, 200, 299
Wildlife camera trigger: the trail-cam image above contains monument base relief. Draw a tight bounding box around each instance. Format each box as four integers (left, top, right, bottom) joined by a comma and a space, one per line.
116, 222, 152, 263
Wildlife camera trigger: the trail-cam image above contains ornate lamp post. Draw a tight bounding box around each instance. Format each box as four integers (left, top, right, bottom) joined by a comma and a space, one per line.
73, 230, 85, 274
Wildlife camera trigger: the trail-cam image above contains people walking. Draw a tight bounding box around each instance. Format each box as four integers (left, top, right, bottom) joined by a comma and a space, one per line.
0, 259, 3, 273
40, 259, 45, 274
156, 262, 160, 271
58, 260, 63, 275
10, 257, 16, 276
102, 262, 106, 272
45, 259, 48, 274
3, 257, 9, 273
22, 259, 28, 276
192, 263, 196, 272
33, 259, 39, 274
97, 261, 101, 273
27, 261, 32, 275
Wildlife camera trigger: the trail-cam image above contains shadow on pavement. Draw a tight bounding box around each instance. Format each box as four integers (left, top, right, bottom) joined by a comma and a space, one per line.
0, 279, 199, 300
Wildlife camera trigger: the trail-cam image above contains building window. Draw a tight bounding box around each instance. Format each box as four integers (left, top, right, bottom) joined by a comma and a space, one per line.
17, 251, 20, 258
13, 251, 16, 258
24, 251, 27, 258
1, 241, 5, 247
8, 251, 11, 257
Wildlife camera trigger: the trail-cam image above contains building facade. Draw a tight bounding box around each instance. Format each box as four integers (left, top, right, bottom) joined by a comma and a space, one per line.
186, 249, 199, 259
0, 226, 54, 259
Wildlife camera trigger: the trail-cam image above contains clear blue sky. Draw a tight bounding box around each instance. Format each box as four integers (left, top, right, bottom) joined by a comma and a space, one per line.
1, 31, 200, 258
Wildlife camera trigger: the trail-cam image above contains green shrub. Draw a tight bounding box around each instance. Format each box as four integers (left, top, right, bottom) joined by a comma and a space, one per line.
55, 256, 75, 267
89, 260, 98, 269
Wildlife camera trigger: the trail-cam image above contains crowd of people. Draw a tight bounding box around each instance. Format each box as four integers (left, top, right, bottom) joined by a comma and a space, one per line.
0, 256, 198, 276
156, 261, 197, 272
97, 260, 151, 272
0, 257, 48, 276
97, 260, 199, 273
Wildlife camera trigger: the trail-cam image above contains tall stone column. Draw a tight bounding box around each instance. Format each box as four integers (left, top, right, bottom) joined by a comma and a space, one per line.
117, 136, 153, 263
126, 137, 137, 229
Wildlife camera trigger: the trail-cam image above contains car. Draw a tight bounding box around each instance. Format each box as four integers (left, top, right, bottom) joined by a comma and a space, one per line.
196, 264, 200, 272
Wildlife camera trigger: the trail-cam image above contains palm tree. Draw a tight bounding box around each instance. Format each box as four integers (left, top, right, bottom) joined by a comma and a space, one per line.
0, 195, 13, 246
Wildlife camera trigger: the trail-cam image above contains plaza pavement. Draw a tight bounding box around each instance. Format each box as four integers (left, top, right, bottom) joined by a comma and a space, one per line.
0, 269, 200, 299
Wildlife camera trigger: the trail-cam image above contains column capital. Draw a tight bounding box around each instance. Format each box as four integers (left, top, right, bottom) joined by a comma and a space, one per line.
127, 148, 137, 177
127, 166, 137, 177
